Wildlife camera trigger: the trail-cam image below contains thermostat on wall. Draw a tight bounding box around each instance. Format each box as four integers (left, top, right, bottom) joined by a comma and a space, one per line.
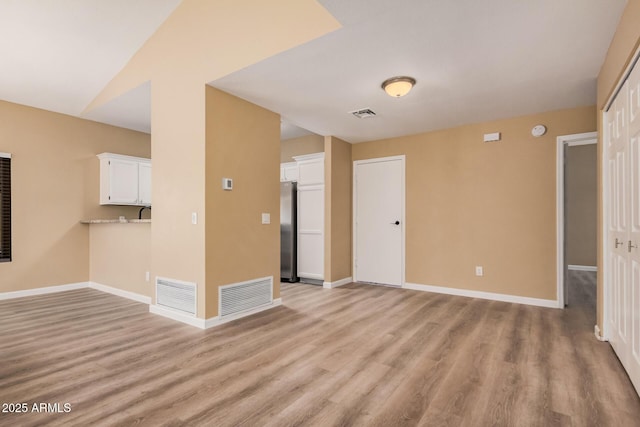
531, 124, 547, 137
222, 178, 233, 190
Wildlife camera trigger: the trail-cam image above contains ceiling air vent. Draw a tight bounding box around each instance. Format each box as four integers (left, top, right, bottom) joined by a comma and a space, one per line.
350, 108, 377, 119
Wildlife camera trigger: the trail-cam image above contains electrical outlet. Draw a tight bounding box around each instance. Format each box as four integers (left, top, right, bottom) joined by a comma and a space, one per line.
475, 266, 484, 276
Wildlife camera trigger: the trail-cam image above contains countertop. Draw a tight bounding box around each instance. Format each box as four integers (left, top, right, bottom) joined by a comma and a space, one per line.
80, 219, 151, 224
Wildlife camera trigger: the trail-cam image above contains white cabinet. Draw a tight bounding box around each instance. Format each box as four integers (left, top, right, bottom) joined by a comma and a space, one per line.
293, 153, 324, 281
280, 162, 298, 182
296, 157, 324, 186
138, 162, 152, 205
98, 153, 151, 206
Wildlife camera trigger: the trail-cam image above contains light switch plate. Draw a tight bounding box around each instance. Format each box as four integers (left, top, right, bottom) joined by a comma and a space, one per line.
191, 212, 197, 225
262, 213, 270, 224
475, 266, 484, 276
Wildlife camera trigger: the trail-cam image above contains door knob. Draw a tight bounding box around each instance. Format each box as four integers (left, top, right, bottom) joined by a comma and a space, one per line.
390, 220, 400, 225
616, 238, 624, 248
629, 241, 638, 252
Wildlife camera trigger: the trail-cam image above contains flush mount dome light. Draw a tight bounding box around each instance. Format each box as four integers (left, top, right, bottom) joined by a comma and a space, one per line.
382, 76, 416, 97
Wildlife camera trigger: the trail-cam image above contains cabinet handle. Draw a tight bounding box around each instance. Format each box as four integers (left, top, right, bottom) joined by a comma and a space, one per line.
615, 238, 624, 248
629, 241, 638, 252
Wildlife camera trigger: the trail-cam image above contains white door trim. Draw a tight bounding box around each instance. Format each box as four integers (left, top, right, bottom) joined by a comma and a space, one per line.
602, 110, 610, 342
353, 155, 406, 287
556, 132, 597, 309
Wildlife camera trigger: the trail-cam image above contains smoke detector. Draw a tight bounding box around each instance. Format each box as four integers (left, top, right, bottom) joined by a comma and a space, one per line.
350, 108, 377, 119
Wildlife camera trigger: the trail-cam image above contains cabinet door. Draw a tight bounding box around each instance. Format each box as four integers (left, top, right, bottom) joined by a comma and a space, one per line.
297, 159, 324, 185
138, 162, 152, 205
297, 185, 324, 279
280, 162, 298, 182
284, 164, 299, 181
108, 158, 139, 204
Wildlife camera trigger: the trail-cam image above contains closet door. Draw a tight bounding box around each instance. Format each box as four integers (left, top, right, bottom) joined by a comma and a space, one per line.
627, 63, 640, 391
608, 61, 640, 394
608, 83, 630, 369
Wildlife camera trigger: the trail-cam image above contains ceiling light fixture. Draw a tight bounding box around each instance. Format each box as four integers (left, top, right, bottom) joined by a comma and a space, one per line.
382, 76, 416, 97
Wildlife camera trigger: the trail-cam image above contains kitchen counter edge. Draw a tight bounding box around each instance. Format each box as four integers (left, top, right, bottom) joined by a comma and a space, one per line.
80, 219, 151, 224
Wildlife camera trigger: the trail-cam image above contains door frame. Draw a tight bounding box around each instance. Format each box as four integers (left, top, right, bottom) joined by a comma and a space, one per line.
352, 155, 406, 287
556, 132, 598, 308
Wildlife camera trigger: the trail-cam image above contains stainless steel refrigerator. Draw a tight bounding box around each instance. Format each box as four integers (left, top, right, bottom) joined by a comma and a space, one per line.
280, 181, 298, 282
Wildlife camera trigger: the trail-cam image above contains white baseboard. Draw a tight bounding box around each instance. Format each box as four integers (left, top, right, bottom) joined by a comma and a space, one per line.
323, 277, 353, 289
568, 265, 598, 272
89, 282, 151, 305
594, 325, 607, 342
403, 282, 560, 309
0, 282, 90, 300
150, 298, 283, 330
149, 304, 204, 328
204, 298, 282, 328
0, 281, 152, 305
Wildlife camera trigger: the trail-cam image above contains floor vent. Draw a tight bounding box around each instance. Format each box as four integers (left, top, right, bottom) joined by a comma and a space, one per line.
220, 276, 273, 317
156, 278, 196, 316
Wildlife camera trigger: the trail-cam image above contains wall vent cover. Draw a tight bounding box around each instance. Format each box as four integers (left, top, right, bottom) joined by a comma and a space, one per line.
350, 108, 377, 119
220, 276, 273, 317
156, 278, 196, 316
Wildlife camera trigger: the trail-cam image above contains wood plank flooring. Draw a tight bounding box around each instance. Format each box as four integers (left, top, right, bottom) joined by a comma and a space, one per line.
1, 275, 639, 426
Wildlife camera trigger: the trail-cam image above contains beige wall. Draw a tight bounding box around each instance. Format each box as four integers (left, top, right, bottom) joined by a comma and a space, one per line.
596, 1, 640, 333
89, 224, 151, 297
566, 144, 597, 267
95, 0, 338, 320
352, 106, 596, 300
324, 136, 352, 282
0, 100, 150, 293
281, 134, 325, 163
596, 1, 640, 110
150, 79, 207, 317
205, 87, 281, 318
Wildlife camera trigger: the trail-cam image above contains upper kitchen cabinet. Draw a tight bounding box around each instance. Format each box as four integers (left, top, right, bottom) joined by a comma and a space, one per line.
293, 153, 324, 185
98, 153, 151, 206
280, 162, 298, 182
138, 162, 152, 205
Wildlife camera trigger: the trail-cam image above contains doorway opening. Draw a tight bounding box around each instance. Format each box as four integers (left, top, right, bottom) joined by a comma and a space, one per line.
556, 132, 598, 317
279, 121, 325, 286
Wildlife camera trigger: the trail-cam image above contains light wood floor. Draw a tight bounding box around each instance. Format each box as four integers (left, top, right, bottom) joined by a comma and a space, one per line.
1, 275, 639, 426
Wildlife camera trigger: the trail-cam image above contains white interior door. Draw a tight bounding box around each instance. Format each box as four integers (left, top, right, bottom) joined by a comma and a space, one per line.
627, 63, 640, 391
608, 82, 630, 370
354, 157, 404, 287
607, 61, 640, 394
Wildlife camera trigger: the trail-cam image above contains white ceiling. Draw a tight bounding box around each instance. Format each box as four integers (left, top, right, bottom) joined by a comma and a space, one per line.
0, 0, 180, 122
0, 0, 628, 143
212, 0, 627, 143
281, 120, 315, 141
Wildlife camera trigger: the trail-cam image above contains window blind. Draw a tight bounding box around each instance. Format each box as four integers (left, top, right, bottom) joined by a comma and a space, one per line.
0, 154, 11, 262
